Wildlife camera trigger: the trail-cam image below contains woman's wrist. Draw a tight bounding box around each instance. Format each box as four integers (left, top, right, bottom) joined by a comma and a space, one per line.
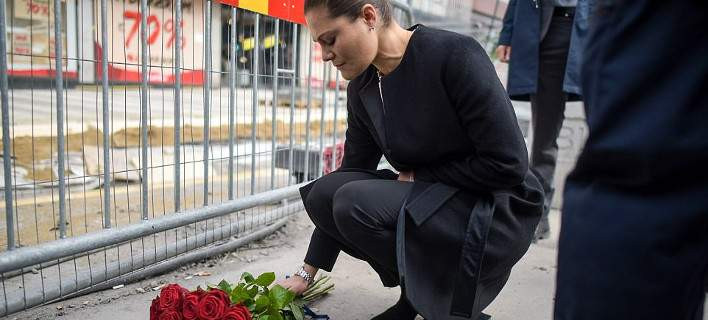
302, 263, 318, 276
293, 264, 317, 286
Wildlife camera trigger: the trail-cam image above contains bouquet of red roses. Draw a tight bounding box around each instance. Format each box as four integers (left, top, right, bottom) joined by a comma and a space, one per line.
150, 284, 252, 320
150, 272, 333, 320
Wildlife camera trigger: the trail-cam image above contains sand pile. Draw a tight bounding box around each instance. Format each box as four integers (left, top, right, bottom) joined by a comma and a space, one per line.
0, 120, 347, 183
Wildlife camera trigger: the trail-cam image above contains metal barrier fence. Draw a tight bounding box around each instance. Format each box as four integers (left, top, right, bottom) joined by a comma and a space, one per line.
0, 0, 413, 316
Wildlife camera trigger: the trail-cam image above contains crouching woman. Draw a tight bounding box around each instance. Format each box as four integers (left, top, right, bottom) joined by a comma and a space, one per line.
278, 1, 544, 319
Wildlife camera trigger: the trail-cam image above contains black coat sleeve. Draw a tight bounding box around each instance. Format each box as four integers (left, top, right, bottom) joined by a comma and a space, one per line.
303, 228, 340, 271
415, 40, 529, 191
339, 89, 383, 170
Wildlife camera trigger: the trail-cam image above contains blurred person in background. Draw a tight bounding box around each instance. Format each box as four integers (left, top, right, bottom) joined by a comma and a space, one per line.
497, 0, 587, 241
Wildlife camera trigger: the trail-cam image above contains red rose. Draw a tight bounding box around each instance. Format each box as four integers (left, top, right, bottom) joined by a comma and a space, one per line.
197, 289, 231, 320
182, 289, 206, 320
159, 284, 189, 311
150, 297, 161, 320
222, 304, 253, 320
158, 309, 183, 320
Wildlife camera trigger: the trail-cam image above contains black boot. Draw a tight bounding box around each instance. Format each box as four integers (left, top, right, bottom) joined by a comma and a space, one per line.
533, 188, 554, 242
533, 215, 551, 241
371, 291, 417, 320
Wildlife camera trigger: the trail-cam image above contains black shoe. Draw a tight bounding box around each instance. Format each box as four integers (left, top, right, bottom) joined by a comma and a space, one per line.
371, 291, 417, 320
533, 216, 551, 242
478, 312, 492, 320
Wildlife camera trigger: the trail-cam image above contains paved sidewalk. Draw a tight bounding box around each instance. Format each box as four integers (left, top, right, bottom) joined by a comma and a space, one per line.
8, 209, 706, 320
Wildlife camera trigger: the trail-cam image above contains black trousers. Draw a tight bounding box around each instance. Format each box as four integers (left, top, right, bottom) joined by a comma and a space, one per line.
302, 171, 412, 286
530, 13, 574, 216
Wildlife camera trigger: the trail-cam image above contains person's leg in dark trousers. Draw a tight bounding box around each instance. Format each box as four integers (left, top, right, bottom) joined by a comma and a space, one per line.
331, 179, 412, 277
332, 178, 424, 320
334, 180, 495, 320
302, 171, 418, 319
303, 171, 395, 276
530, 12, 573, 240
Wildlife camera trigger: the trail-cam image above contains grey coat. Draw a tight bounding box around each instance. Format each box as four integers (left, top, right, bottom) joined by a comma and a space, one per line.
498, 0, 589, 101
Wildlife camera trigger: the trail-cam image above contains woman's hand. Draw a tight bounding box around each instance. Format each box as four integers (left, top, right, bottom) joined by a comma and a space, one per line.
277, 264, 317, 296
277, 275, 310, 296
398, 171, 415, 182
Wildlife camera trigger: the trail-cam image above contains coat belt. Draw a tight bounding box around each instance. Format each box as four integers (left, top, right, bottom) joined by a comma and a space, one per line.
397, 183, 495, 318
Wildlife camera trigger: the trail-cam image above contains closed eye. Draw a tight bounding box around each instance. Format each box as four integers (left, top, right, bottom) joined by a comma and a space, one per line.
321, 37, 335, 46
315, 30, 337, 46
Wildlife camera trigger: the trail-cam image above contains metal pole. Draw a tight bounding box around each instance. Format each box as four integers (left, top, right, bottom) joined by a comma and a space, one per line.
0, 184, 305, 274
270, 20, 280, 190
54, 0, 68, 239
174, 0, 183, 212
331, 71, 340, 173
0, 211, 300, 316
70, 214, 294, 297
303, 41, 313, 182
484, 0, 502, 51
318, 66, 327, 177
287, 25, 298, 186
0, 0, 15, 249
140, 0, 150, 220
392, 0, 415, 27
203, 0, 212, 206
0, 202, 304, 316
227, 8, 237, 200
250, 14, 260, 195
99, 0, 111, 229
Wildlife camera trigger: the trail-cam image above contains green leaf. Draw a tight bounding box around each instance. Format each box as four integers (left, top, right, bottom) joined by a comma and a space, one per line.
267, 307, 285, 320
241, 272, 255, 283
303, 283, 334, 303
269, 285, 295, 310
218, 280, 232, 294
260, 315, 271, 320
303, 276, 331, 297
231, 285, 252, 304
248, 286, 259, 298
289, 302, 305, 320
293, 298, 306, 307
255, 272, 276, 287
255, 295, 271, 312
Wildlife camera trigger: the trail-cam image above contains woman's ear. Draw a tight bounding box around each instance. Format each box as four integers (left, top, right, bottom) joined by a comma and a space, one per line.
361, 4, 378, 29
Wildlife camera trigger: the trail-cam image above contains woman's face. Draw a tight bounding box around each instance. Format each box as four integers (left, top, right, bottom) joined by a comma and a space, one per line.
305, 5, 379, 80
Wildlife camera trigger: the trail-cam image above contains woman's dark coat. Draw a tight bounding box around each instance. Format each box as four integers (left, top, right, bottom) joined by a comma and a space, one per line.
300, 26, 544, 319
498, 0, 589, 101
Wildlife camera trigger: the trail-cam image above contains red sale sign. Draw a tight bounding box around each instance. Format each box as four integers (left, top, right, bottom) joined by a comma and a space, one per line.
96, 0, 205, 85
9, 0, 77, 78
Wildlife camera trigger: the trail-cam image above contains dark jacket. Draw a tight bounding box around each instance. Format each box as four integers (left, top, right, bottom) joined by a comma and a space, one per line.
498, 0, 588, 101
556, 1, 708, 319
309, 25, 543, 319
